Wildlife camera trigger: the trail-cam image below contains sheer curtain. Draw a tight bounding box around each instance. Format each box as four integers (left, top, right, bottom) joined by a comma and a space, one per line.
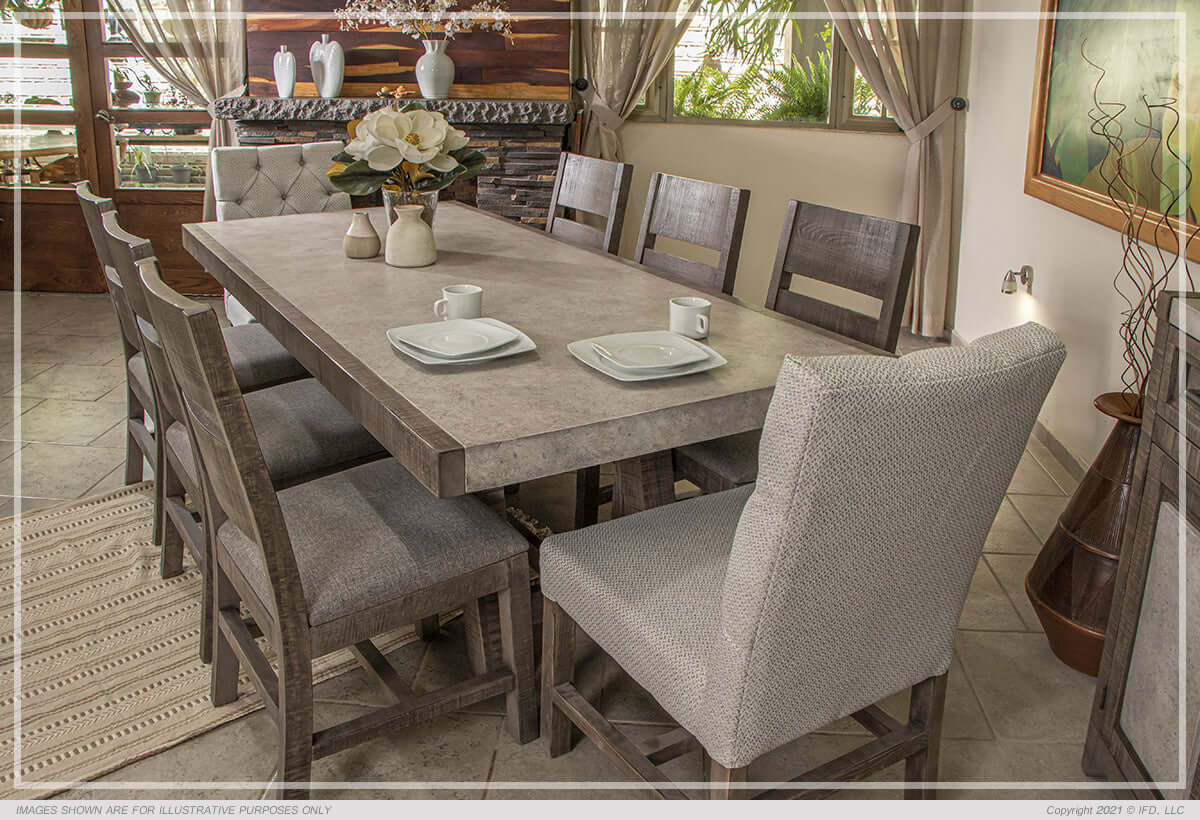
106, 0, 245, 220
576, 0, 702, 159
823, 0, 963, 337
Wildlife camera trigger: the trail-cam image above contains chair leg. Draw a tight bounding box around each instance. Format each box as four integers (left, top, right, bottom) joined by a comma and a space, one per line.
464, 593, 503, 675
150, 422, 165, 548
573, 467, 600, 529
276, 683, 314, 800
540, 598, 575, 757
498, 555, 538, 743
709, 758, 748, 800
210, 565, 240, 706
904, 672, 948, 799
123, 386, 143, 485
158, 456, 184, 581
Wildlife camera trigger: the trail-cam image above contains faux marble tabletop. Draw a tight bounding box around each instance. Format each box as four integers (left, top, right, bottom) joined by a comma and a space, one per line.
185, 204, 874, 494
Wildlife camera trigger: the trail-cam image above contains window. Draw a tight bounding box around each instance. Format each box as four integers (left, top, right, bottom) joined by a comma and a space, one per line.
1, 0, 210, 196
642, 0, 895, 131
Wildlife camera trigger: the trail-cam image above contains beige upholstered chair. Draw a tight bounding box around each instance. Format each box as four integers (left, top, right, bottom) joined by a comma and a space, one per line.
540, 323, 1066, 799
673, 200, 920, 496
75, 183, 154, 496
211, 141, 351, 326
545, 152, 633, 254
139, 263, 537, 798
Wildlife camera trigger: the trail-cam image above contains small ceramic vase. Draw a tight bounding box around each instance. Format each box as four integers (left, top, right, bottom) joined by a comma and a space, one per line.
309, 34, 344, 99
344, 212, 381, 259
415, 39, 454, 99
385, 204, 436, 267
273, 45, 296, 98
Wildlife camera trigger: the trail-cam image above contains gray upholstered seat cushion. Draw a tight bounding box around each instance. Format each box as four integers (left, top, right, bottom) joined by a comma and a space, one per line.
166, 377, 385, 490
540, 485, 755, 740
222, 323, 308, 390
218, 457, 529, 626
675, 429, 761, 487
540, 322, 1066, 769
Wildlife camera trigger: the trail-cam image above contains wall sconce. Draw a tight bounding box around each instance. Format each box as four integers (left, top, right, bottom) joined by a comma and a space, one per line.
1002, 265, 1034, 295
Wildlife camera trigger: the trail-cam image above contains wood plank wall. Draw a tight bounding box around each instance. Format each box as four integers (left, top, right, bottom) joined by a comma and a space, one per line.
246, 0, 570, 100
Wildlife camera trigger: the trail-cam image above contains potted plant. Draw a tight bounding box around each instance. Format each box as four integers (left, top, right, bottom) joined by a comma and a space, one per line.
111, 67, 138, 107
1, 0, 55, 30
130, 147, 156, 184
138, 73, 161, 107
169, 164, 192, 184
336, 0, 514, 99
326, 103, 486, 264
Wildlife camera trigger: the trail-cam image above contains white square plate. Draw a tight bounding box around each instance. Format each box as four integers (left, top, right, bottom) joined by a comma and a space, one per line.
586, 330, 710, 370
388, 318, 535, 365
568, 332, 726, 382
388, 318, 518, 359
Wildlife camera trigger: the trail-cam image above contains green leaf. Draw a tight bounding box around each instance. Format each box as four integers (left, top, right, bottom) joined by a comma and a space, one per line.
327, 158, 392, 196
331, 149, 355, 163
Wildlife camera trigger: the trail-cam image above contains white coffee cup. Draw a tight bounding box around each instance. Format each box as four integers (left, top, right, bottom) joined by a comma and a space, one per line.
434, 284, 483, 320
669, 296, 711, 339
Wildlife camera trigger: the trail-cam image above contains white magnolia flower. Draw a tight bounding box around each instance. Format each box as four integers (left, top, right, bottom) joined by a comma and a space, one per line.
398, 109, 449, 163
426, 152, 460, 173
342, 105, 471, 176
443, 124, 469, 151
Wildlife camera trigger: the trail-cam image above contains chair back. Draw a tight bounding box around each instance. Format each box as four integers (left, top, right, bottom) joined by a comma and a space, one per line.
139, 258, 304, 625
99, 211, 188, 427
75, 182, 139, 352
212, 141, 351, 221
702, 323, 1066, 767
545, 152, 633, 254
766, 200, 919, 352
633, 172, 750, 294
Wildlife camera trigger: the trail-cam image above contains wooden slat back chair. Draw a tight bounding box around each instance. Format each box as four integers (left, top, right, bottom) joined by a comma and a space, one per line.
75, 183, 153, 490
766, 200, 919, 353
633, 172, 751, 294
540, 323, 1067, 799
545, 152, 633, 254
139, 264, 537, 798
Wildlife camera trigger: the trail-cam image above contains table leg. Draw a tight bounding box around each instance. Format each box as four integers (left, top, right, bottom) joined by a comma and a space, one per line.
612, 450, 676, 517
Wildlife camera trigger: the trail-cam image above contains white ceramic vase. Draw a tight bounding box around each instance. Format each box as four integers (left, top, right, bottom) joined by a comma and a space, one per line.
343, 212, 381, 259
272, 45, 296, 98
385, 204, 437, 267
415, 39, 454, 99
309, 34, 344, 99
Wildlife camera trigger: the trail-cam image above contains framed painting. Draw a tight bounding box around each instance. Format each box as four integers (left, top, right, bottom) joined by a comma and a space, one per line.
1024, 0, 1198, 262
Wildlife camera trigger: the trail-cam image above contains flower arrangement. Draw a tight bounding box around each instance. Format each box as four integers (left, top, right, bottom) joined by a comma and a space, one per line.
335, 0, 515, 40
326, 103, 486, 197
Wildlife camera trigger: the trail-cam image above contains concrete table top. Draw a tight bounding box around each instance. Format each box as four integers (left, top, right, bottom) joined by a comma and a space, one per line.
183, 203, 875, 497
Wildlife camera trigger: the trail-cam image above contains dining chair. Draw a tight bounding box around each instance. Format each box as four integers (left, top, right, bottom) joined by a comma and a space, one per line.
673, 200, 921, 495
545, 152, 633, 255
74, 182, 154, 494
539, 322, 1066, 799
633, 172, 750, 295
130, 254, 387, 668
211, 141, 351, 326
140, 264, 538, 798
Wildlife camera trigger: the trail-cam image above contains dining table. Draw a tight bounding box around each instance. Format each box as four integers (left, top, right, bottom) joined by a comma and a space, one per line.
181, 201, 876, 517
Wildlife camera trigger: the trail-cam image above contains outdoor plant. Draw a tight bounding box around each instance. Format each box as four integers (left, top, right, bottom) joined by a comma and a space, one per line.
673, 61, 761, 119
335, 0, 515, 40
128, 146, 152, 170
762, 51, 829, 122
1, 0, 55, 29
326, 103, 486, 196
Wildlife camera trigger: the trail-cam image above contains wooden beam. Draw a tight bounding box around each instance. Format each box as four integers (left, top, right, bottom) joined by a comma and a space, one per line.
756, 726, 926, 800
637, 727, 700, 766
350, 639, 417, 707
551, 683, 688, 799
850, 704, 903, 738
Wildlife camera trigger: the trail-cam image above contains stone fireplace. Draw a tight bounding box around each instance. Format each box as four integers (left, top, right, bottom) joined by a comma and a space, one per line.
212, 97, 574, 226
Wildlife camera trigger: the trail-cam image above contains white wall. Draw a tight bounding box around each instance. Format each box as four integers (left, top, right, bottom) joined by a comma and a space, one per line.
617, 120, 911, 306
955, 1, 1140, 465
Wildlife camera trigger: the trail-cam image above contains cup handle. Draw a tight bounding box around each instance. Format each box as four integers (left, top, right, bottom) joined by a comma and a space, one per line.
434, 298, 447, 319
697, 314, 709, 335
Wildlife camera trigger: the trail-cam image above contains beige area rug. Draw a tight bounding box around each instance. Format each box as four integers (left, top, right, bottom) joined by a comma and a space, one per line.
0, 484, 421, 799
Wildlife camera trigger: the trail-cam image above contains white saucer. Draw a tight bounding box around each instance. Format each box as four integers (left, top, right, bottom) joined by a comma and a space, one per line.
587, 331, 710, 370
389, 318, 518, 359
568, 333, 726, 382
388, 318, 535, 365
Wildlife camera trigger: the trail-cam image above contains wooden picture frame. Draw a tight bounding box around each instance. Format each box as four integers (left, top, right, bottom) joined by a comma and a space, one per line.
1024, 0, 1199, 263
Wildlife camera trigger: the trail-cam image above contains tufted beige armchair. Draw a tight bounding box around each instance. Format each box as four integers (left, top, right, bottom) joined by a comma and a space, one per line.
212, 141, 351, 324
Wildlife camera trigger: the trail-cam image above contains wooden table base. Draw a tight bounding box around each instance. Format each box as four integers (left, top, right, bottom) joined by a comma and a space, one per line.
612, 451, 676, 517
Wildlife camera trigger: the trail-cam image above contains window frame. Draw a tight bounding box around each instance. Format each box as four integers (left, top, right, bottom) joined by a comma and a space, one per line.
1, 0, 209, 204
632, 10, 900, 134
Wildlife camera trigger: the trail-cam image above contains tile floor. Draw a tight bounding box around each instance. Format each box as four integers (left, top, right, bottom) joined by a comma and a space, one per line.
0, 291, 1113, 799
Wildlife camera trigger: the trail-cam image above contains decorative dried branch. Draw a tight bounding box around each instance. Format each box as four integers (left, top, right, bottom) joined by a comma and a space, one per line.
1082, 43, 1196, 416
